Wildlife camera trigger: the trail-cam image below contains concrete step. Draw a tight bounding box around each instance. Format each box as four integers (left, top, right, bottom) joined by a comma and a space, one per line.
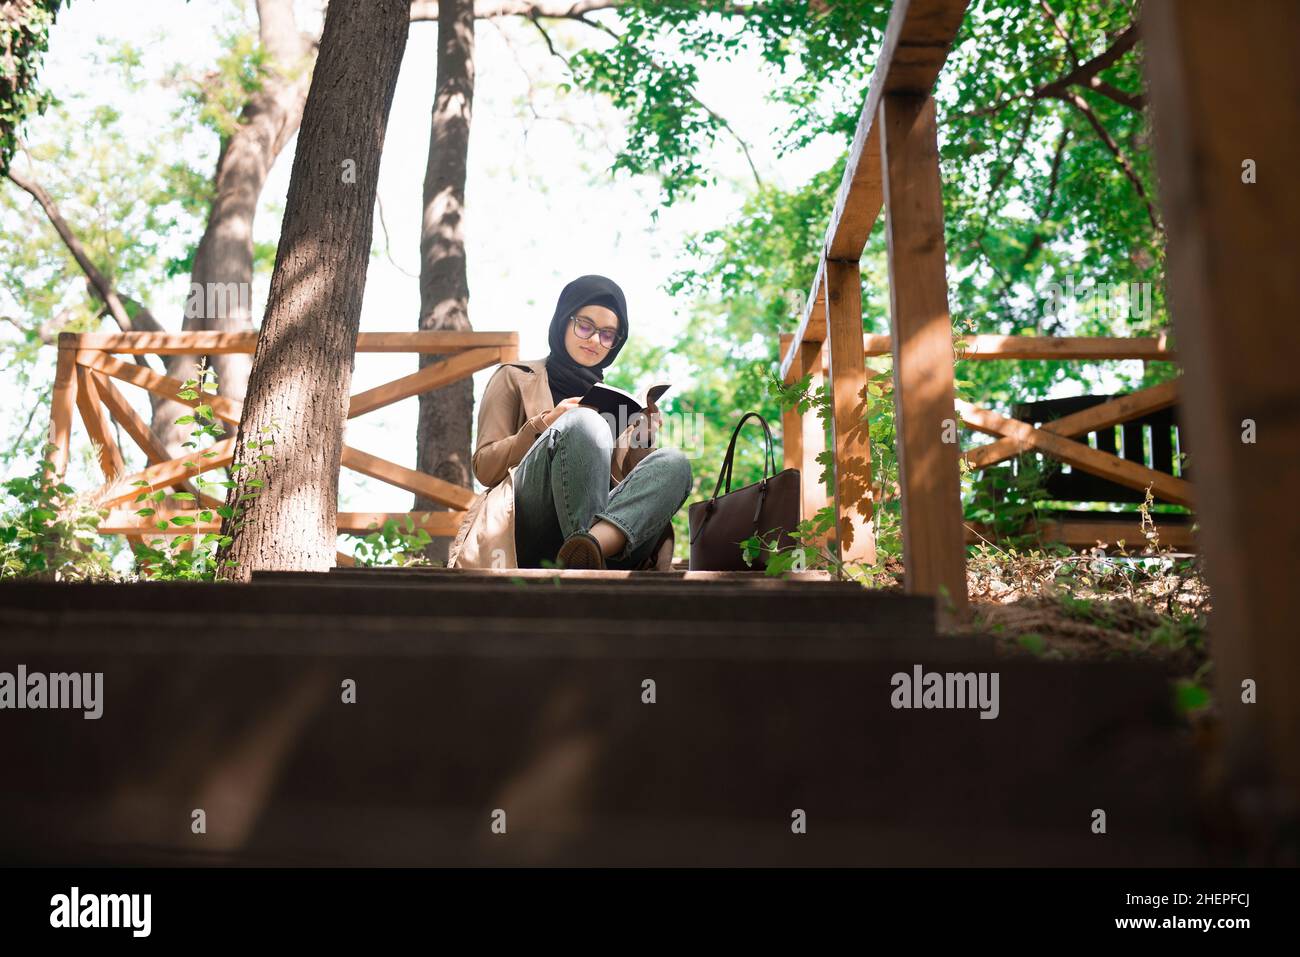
0, 594, 1208, 866
318, 565, 839, 584
0, 578, 939, 645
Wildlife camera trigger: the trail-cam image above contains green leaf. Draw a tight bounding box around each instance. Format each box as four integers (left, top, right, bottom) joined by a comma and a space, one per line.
1174, 680, 1210, 713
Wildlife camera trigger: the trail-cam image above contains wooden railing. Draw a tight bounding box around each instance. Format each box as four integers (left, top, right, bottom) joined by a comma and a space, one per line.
773, 0, 1194, 613
46, 331, 516, 565
781, 331, 1192, 553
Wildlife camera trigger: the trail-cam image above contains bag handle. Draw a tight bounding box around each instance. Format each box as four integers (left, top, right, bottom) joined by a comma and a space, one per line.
689, 411, 780, 553
713, 411, 776, 500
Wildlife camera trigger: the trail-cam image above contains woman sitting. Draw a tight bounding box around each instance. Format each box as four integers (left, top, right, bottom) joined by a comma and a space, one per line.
447, 274, 692, 571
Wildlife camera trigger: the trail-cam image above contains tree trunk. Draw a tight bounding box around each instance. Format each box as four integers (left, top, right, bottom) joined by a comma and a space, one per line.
215, 0, 410, 581
414, 0, 476, 564
150, 0, 317, 458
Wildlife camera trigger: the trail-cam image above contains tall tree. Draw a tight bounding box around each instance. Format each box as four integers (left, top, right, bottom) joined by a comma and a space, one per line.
413, 0, 476, 564
215, 0, 410, 580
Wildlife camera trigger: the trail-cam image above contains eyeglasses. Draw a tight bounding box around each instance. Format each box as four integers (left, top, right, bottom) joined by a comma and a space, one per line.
570, 314, 622, 349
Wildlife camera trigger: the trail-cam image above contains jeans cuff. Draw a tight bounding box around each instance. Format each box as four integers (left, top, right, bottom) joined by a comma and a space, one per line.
592, 511, 638, 561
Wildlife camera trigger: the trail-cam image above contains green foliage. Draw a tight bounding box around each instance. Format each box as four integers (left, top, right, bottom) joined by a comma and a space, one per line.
729, 364, 902, 586
0, 440, 114, 581
565, 1, 893, 208
1, 45, 210, 468
2, 17, 275, 474
598, 1, 1164, 564
963, 455, 1055, 546
0, 0, 69, 175
1016, 632, 1046, 655
350, 515, 435, 568
127, 362, 279, 580
167, 24, 271, 141
1173, 678, 1210, 715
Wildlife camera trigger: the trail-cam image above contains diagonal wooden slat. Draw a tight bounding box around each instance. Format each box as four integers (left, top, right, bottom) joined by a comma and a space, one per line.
97, 510, 465, 536
92, 370, 222, 507
339, 446, 476, 510
74, 365, 151, 557
92, 439, 237, 510
74, 365, 125, 482
86, 357, 474, 511
66, 331, 519, 355
347, 347, 501, 419
78, 350, 243, 424
956, 400, 1195, 507
78, 341, 493, 528
965, 379, 1181, 470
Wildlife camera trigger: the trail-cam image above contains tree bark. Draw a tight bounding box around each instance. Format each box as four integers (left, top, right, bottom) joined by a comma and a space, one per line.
151, 0, 318, 459
215, 0, 410, 581
414, 0, 477, 563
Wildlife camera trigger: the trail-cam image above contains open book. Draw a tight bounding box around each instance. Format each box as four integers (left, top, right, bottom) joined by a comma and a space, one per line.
580, 381, 671, 444
579, 381, 671, 419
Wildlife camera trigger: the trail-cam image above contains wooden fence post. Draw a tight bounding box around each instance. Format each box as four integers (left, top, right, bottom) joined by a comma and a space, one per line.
47, 334, 79, 478
1143, 0, 1300, 817
824, 258, 876, 565
781, 335, 832, 548
880, 93, 967, 616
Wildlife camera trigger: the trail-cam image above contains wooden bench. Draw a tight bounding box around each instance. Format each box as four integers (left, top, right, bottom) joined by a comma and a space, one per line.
970, 393, 1196, 550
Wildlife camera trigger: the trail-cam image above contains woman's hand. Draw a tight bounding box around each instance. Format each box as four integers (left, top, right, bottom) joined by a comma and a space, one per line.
542, 396, 584, 428
629, 402, 662, 447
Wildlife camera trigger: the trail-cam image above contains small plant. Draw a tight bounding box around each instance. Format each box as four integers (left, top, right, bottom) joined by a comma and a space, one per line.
1147, 612, 1205, 655
1016, 632, 1047, 656
739, 504, 895, 586
760, 365, 901, 586
1173, 663, 1214, 718
0, 443, 115, 581
129, 362, 280, 580
963, 453, 1055, 549
351, 515, 435, 567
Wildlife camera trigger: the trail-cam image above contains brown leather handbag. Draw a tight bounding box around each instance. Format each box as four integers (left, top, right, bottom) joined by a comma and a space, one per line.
688, 412, 800, 571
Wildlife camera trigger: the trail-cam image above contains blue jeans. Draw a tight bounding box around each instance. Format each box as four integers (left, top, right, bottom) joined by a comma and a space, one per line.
513, 406, 693, 569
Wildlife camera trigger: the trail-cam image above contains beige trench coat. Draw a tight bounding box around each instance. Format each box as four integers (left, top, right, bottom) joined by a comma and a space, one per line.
446, 357, 662, 569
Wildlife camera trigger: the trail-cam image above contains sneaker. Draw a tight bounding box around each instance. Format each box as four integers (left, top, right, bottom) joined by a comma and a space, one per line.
555, 530, 606, 570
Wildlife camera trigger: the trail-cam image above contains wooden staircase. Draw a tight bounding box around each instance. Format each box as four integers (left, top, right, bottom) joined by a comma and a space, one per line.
0, 570, 1212, 865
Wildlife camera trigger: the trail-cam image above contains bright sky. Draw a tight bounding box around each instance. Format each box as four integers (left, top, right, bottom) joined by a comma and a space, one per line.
2, 0, 844, 568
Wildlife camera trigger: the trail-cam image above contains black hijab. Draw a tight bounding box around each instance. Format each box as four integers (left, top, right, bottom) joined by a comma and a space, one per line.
544, 274, 629, 405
